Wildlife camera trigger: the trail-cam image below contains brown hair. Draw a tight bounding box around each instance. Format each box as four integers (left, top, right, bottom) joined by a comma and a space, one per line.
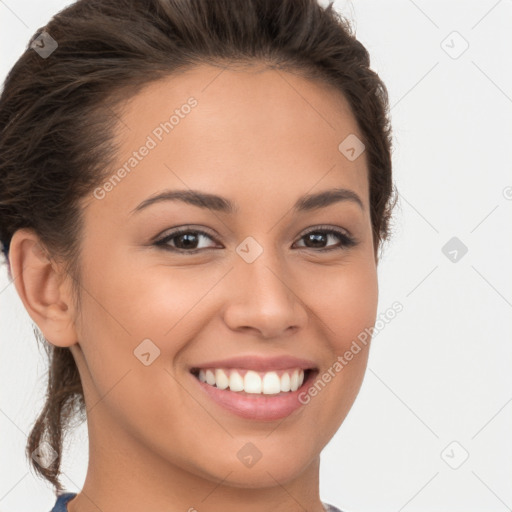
0, 0, 397, 494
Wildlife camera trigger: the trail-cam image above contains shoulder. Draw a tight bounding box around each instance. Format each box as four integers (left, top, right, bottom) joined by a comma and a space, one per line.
322, 502, 345, 512
52, 495, 341, 512
49, 492, 77, 512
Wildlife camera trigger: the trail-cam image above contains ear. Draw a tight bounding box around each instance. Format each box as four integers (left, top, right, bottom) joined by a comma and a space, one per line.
8, 228, 78, 348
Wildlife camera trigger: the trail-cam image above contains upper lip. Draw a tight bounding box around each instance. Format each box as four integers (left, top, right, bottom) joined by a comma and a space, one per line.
190, 355, 318, 372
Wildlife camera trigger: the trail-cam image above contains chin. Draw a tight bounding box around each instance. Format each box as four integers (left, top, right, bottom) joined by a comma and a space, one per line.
198, 448, 317, 489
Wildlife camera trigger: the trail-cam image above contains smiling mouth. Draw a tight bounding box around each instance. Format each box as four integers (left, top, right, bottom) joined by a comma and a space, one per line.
190, 367, 316, 396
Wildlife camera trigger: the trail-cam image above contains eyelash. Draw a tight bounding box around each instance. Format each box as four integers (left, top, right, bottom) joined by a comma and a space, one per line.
153, 225, 358, 254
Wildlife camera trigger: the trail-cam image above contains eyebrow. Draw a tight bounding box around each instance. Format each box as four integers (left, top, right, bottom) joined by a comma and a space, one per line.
129, 187, 364, 215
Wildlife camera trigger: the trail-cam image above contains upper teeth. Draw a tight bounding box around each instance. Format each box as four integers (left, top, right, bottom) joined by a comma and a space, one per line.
197, 368, 305, 394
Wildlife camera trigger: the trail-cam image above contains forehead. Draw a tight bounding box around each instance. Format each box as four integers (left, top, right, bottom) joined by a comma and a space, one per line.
83, 64, 369, 217
118, 63, 363, 141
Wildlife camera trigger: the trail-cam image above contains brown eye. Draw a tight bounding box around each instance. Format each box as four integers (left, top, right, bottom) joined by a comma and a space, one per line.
294, 228, 357, 252
153, 226, 357, 254
154, 228, 219, 252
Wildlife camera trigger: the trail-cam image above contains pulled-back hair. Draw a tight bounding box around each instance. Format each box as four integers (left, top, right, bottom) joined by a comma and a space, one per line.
0, 0, 396, 494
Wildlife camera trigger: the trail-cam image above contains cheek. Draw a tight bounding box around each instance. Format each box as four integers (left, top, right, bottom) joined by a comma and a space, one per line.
310, 258, 379, 351
297, 260, 378, 432
78, 241, 210, 341
73, 247, 224, 405
70, 241, 379, 481
72, 260, 198, 440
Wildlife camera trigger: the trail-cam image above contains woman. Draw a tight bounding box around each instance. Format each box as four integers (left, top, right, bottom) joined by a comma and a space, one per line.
0, 0, 396, 510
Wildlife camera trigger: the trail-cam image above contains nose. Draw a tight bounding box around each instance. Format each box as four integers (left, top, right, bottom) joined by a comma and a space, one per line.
222, 249, 308, 339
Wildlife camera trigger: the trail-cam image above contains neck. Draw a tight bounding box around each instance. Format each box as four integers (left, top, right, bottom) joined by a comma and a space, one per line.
67, 409, 325, 512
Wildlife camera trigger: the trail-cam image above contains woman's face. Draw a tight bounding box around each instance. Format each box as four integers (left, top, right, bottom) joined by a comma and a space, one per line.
70, 64, 378, 490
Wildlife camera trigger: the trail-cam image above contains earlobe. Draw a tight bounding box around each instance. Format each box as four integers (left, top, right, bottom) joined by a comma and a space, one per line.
8, 228, 78, 348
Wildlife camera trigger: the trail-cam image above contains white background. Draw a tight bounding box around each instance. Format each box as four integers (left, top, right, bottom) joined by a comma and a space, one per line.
1, 1, 511, 511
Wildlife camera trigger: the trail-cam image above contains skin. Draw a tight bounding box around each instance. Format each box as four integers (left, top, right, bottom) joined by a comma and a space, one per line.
10, 63, 379, 512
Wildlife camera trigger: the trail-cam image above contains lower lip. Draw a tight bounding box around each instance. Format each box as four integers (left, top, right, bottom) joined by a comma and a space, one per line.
191, 370, 317, 421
